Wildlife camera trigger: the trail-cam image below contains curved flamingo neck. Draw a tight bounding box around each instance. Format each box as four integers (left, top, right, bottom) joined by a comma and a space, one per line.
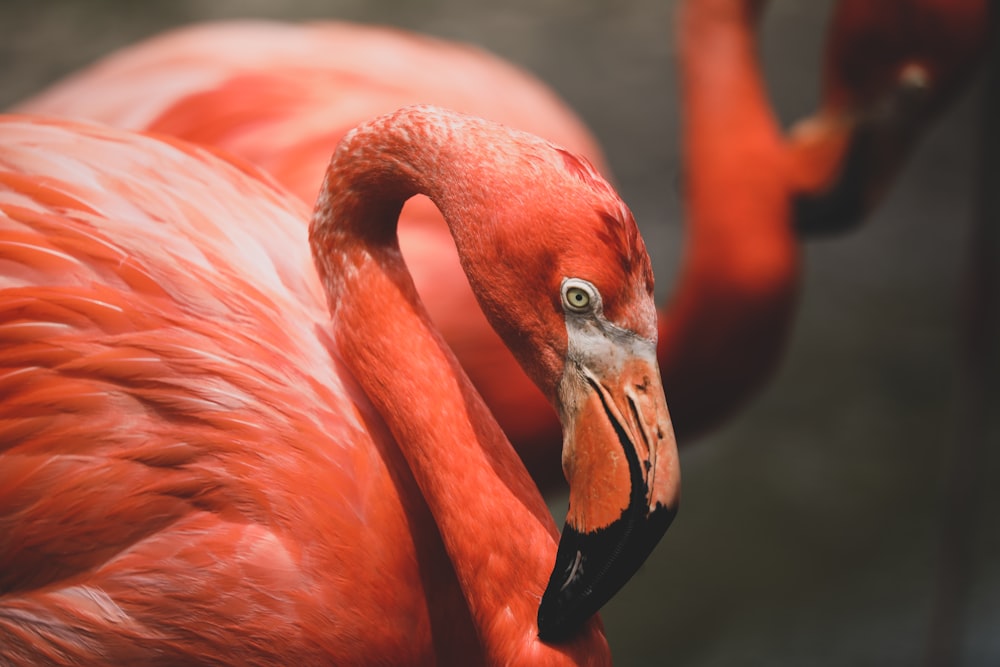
664, 0, 800, 438
309, 107, 610, 664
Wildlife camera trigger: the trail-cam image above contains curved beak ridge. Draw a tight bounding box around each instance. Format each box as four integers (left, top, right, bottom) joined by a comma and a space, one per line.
538, 345, 680, 641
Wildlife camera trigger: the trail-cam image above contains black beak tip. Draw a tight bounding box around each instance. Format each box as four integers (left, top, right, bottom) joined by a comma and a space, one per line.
537, 610, 579, 644
792, 129, 871, 238
536, 524, 591, 643
536, 605, 574, 644
536, 505, 676, 643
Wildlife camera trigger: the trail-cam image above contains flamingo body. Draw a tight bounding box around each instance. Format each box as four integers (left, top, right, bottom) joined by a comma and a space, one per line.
0, 108, 682, 664
14, 20, 612, 488
0, 116, 461, 665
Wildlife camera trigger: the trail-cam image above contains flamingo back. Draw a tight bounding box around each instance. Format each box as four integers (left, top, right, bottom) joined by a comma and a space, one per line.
0, 115, 459, 664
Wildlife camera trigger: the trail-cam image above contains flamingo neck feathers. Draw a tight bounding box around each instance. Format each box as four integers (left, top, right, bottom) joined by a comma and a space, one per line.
663, 0, 800, 438
308, 106, 610, 665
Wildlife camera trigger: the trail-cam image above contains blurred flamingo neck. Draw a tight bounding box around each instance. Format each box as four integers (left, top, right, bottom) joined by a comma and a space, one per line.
675, 0, 792, 269
678, 0, 784, 225
308, 107, 608, 663
662, 0, 800, 438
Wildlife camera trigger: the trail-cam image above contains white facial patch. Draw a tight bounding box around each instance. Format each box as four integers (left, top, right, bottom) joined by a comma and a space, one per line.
555, 277, 658, 424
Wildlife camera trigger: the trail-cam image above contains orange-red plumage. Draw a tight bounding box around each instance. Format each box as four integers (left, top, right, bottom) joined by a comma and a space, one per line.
13, 20, 609, 489
660, 0, 800, 435
0, 107, 680, 664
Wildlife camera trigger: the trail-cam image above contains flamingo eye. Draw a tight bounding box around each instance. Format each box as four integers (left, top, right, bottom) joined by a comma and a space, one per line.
566, 288, 590, 310
561, 279, 599, 314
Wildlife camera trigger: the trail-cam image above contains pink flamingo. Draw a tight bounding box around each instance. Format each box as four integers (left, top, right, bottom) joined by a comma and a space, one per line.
0, 106, 678, 663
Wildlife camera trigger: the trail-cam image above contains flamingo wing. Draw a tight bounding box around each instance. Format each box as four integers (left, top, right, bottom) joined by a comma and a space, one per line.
0, 116, 445, 665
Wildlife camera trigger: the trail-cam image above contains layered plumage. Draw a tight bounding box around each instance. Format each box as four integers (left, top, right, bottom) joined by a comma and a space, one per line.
0, 108, 679, 664
13, 21, 609, 485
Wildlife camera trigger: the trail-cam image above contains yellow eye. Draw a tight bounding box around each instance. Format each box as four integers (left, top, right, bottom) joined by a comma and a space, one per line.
561, 279, 598, 313
565, 287, 591, 310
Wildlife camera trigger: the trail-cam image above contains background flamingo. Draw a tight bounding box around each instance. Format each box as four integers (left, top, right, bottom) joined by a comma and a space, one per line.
0, 106, 679, 664
786, 0, 991, 235
3, 1, 995, 664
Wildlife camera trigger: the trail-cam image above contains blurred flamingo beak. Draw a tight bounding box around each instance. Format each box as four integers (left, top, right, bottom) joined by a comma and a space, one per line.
538, 341, 680, 641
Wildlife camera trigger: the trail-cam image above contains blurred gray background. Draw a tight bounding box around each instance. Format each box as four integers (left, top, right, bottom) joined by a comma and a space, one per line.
3, 1, 997, 665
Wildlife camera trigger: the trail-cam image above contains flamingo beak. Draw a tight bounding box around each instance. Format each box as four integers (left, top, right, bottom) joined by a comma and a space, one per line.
537, 339, 680, 641
790, 65, 933, 237
789, 112, 899, 237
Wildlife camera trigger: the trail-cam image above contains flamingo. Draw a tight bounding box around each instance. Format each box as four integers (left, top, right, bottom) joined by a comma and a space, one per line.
787, 0, 992, 235
640, 0, 990, 434
0, 106, 678, 663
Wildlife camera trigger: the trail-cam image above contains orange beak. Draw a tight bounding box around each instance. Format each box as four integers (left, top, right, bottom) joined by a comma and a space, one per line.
538, 337, 680, 641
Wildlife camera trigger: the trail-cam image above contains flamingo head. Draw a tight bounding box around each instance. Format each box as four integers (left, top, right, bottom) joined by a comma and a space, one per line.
791, 0, 991, 235
436, 130, 682, 641
319, 106, 681, 641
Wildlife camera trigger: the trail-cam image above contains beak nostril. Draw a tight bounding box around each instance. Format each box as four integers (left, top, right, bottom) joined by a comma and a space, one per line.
626, 395, 651, 452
